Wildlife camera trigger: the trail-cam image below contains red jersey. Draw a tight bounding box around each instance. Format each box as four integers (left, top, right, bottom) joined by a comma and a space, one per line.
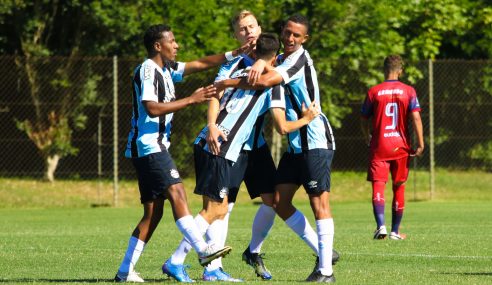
361, 80, 421, 161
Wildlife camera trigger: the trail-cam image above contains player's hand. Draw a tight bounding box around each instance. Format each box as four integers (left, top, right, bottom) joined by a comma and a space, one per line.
206, 124, 227, 155
214, 80, 227, 93
410, 145, 424, 157
238, 39, 256, 56
248, 59, 266, 85
365, 134, 372, 147
189, 85, 216, 104
301, 101, 320, 122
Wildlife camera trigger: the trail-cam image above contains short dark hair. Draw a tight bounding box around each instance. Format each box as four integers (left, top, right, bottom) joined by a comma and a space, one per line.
285, 14, 310, 34
384, 55, 404, 75
144, 24, 171, 54
255, 33, 280, 60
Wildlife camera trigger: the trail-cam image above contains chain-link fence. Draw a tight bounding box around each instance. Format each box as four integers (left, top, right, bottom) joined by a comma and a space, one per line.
1, 56, 490, 184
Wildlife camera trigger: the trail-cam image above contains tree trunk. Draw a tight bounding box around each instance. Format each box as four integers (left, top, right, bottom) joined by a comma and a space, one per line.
44, 154, 60, 182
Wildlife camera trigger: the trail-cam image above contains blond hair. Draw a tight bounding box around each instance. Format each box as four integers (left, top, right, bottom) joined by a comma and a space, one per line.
231, 10, 257, 30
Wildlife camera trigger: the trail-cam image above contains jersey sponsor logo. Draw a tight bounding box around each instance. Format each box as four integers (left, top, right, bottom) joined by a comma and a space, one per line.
383, 131, 401, 138
216, 124, 230, 136
144, 65, 151, 80
219, 187, 229, 198
170, 169, 180, 179
377, 89, 403, 96
307, 180, 317, 189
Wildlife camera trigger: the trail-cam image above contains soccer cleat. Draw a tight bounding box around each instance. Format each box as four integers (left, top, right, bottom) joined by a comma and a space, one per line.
389, 232, 406, 240
114, 270, 145, 283
373, 225, 388, 240
198, 244, 232, 266
332, 249, 340, 265
162, 259, 195, 283
306, 270, 336, 283
241, 247, 272, 280
202, 267, 243, 282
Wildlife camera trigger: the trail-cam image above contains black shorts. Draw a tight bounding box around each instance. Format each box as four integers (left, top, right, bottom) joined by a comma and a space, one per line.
193, 144, 237, 202
227, 145, 276, 202
275, 149, 334, 194
131, 151, 182, 204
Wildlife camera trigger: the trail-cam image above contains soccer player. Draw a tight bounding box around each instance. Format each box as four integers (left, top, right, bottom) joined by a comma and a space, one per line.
207, 10, 276, 281
162, 33, 320, 283
216, 14, 337, 283
360, 55, 424, 240
114, 24, 251, 282
162, 10, 274, 282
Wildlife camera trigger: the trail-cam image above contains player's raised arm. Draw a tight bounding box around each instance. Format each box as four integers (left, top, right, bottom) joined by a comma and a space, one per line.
183, 40, 255, 76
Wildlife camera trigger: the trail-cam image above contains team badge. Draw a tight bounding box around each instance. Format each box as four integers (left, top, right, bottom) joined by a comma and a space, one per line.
307, 180, 318, 189
219, 187, 229, 198
170, 169, 180, 179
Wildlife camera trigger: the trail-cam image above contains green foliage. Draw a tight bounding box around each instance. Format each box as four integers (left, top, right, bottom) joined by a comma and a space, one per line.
468, 141, 492, 170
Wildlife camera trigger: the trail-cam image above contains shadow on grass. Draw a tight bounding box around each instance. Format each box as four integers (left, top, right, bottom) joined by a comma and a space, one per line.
439, 272, 492, 276
0, 278, 169, 283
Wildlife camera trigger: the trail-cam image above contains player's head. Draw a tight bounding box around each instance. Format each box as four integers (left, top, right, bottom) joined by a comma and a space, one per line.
255, 33, 279, 65
281, 14, 309, 56
231, 10, 262, 46
383, 55, 404, 79
144, 24, 179, 61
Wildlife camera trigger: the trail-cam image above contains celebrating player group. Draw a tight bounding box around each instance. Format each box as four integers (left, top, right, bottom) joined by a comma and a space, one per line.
114, 9, 423, 284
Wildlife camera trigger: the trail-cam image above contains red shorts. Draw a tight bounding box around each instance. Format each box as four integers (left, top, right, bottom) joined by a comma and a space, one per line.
367, 156, 410, 183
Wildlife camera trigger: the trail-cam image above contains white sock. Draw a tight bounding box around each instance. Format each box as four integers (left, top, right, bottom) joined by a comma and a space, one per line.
285, 210, 319, 254
317, 218, 334, 276
205, 203, 234, 271
249, 204, 275, 253
118, 236, 145, 274
175, 214, 209, 255
170, 215, 209, 264
205, 218, 225, 271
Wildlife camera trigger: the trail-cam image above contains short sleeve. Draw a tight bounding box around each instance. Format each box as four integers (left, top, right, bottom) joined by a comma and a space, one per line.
168, 61, 185, 83
141, 64, 158, 102
360, 92, 373, 118
269, 85, 285, 109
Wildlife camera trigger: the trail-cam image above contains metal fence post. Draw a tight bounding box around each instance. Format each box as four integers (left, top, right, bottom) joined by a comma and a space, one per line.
113, 55, 119, 206
428, 59, 435, 200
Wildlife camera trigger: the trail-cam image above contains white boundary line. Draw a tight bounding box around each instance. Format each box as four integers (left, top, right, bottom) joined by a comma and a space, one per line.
343, 252, 492, 260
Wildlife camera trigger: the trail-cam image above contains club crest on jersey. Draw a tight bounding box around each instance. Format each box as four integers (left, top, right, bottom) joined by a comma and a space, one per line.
219, 187, 229, 198
170, 169, 180, 179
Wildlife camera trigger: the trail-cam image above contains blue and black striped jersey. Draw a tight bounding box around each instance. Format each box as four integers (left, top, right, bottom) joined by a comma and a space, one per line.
275, 47, 336, 153
125, 59, 185, 158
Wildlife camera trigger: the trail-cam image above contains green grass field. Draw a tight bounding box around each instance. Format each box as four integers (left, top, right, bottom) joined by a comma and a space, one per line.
0, 170, 491, 284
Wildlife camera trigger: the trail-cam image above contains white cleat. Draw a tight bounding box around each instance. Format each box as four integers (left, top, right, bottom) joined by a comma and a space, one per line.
389, 232, 406, 240
114, 270, 145, 283
198, 243, 232, 266
373, 225, 388, 240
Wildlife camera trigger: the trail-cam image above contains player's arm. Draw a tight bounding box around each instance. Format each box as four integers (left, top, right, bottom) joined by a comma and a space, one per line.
143, 85, 216, 117
183, 41, 255, 76
206, 91, 227, 155
410, 111, 424, 157
270, 101, 319, 135
360, 116, 372, 147
215, 69, 283, 92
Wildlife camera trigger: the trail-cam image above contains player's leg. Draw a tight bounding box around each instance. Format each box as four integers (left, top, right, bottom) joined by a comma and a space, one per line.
202, 151, 247, 281
368, 160, 390, 239
303, 149, 335, 283
389, 157, 409, 240
242, 146, 276, 279
115, 153, 168, 282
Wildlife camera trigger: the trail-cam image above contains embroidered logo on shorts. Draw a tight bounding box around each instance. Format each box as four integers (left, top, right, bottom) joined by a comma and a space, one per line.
307, 180, 318, 189
170, 169, 180, 179
219, 187, 229, 198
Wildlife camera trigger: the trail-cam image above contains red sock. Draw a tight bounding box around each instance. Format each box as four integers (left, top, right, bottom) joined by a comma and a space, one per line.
372, 181, 386, 228
391, 183, 405, 233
